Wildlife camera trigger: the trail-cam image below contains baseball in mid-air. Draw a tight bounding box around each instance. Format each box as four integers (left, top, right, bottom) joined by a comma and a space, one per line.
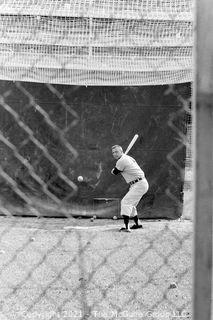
77, 175, 84, 182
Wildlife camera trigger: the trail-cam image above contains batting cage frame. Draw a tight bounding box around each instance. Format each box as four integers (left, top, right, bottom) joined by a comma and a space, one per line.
193, 0, 213, 319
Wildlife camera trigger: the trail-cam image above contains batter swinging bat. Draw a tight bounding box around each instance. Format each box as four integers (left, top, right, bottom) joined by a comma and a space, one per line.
124, 134, 139, 155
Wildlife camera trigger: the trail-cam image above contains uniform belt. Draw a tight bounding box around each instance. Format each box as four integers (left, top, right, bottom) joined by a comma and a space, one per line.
129, 177, 143, 186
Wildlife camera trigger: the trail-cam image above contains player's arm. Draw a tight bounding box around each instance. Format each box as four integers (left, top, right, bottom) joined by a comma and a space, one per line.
111, 167, 122, 175
111, 157, 125, 175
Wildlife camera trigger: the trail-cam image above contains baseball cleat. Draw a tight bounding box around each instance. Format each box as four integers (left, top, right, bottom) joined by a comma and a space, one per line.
130, 224, 143, 229
119, 227, 131, 232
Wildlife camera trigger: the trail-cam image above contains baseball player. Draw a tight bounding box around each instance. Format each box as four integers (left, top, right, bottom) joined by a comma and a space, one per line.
111, 145, 149, 232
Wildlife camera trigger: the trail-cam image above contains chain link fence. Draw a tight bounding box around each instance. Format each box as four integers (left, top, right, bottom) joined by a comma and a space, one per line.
0, 84, 193, 320
0, 1, 193, 320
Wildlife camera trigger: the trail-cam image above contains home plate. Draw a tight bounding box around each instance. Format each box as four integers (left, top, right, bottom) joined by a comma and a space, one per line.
64, 224, 118, 231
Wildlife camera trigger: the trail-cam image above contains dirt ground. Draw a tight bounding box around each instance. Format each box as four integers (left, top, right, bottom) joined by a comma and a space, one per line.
0, 215, 193, 320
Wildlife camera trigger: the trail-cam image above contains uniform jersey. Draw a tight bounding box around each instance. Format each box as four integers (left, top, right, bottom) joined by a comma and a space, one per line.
115, 154, 145, 183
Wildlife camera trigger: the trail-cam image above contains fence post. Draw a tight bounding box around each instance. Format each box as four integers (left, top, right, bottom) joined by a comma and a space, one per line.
193, 0, 213, 319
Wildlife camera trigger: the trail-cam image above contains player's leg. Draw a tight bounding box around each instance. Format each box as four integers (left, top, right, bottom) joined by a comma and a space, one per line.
119, 214, 131, 232
129, 179, 149, 229
130, 207, 143, 229
120, 190, 138, 232
119, 179, 148, 232
119, 193, 132, 232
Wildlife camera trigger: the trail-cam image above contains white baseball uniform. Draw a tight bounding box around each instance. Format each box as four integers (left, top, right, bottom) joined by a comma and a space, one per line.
115, 154, 149, 217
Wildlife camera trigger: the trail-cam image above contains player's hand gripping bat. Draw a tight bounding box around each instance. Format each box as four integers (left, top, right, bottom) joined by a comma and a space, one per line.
124, 134, 139, 155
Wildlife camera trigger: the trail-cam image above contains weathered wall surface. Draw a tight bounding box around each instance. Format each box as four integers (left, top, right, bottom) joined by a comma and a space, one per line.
0, 81, 191, 218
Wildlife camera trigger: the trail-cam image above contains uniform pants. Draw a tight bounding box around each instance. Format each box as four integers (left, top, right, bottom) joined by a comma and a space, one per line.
121, 179, 149, 217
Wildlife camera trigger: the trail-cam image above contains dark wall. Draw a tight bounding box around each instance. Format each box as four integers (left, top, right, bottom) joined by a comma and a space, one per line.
0, 81, 191, 218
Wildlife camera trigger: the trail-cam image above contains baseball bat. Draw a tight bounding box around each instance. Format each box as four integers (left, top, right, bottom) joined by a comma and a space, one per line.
124, 134, 139, 155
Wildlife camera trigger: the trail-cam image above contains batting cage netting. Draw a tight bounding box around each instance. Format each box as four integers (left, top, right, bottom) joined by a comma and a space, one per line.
0, 0, 193, 85
0, 0, 194, 319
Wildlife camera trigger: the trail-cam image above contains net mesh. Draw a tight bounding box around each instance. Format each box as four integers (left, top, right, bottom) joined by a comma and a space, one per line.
0, 0, 194, 19
0, 0, 194, 85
